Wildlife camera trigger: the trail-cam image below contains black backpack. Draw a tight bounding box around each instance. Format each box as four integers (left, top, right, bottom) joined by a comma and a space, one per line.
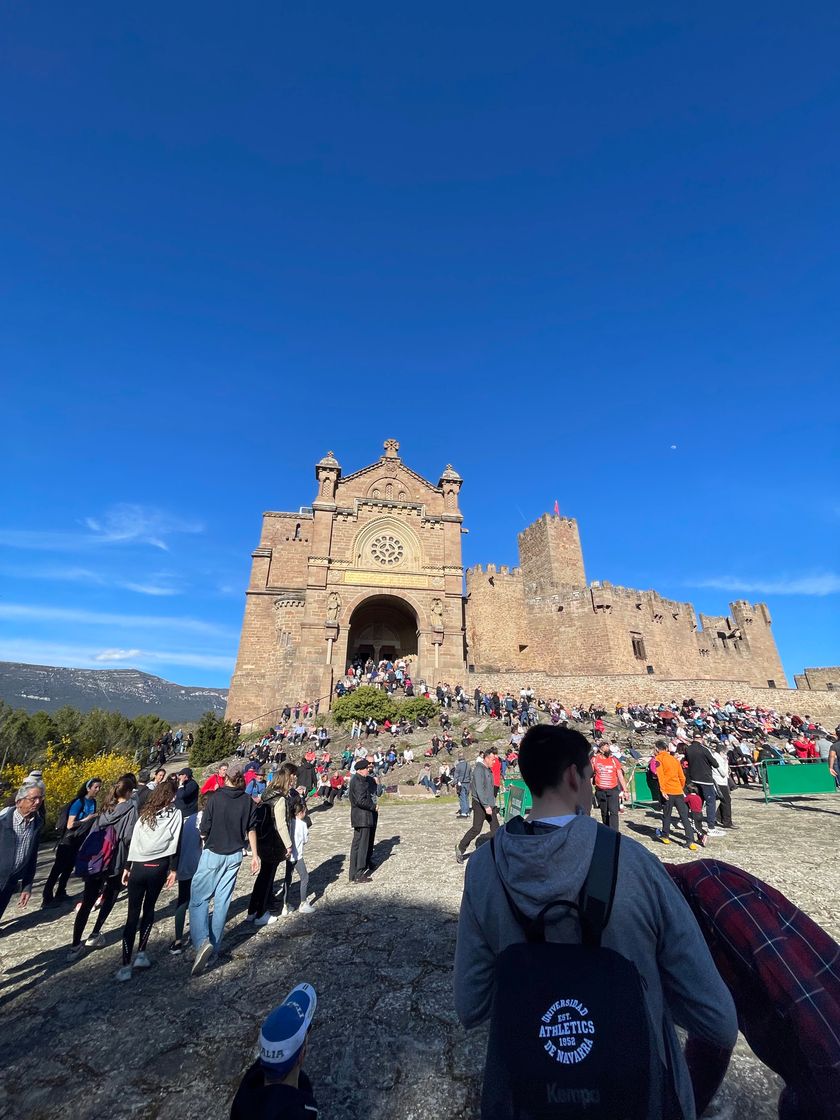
253, 799, 286, 859
483, 825, 679, 1120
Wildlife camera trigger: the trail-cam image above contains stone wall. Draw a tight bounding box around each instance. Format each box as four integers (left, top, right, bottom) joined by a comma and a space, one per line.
794, 666, 840, 692
467, 511, 789, 689
467, 670, 840, 724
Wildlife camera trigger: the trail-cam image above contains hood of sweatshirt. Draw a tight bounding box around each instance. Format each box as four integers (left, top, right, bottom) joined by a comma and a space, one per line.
215, 785, 249, 803
491, 814, 599, 921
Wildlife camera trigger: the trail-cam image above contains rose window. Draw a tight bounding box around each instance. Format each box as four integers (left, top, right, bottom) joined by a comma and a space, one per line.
371, 534, 404, 566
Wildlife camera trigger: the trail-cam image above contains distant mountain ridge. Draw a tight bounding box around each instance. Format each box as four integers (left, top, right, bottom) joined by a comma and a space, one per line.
0, 662, 228, 722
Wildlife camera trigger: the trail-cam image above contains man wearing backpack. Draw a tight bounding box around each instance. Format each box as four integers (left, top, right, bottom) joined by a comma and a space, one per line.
454, 724, 737, 1120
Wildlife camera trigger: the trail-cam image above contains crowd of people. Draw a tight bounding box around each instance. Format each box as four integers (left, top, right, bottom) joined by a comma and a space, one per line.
1, 687, 839, 1118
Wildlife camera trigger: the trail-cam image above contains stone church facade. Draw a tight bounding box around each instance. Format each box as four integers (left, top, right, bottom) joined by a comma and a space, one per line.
226, 439, 789, 724
226, 440, 467, 724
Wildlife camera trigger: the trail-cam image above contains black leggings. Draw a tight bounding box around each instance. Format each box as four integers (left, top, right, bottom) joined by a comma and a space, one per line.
122, 861, 168, 964
174, 877, 192, 942
248, 856, 281, 918
72, 874, 121, 946
42, 844, 76, 901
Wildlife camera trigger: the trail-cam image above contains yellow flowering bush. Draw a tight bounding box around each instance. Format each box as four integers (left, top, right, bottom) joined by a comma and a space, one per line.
5, 745, 136, 831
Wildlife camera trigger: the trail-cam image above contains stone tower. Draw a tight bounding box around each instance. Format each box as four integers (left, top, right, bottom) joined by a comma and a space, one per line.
518, 513, 586, 595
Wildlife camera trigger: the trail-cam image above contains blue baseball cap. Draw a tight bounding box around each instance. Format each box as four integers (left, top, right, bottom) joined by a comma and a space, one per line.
258, 983, 317, 1073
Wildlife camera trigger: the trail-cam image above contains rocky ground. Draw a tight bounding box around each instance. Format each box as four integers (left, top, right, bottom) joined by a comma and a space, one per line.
1, 770, 838, 1120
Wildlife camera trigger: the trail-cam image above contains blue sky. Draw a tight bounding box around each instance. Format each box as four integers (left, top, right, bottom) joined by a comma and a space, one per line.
1, 2, 838, 689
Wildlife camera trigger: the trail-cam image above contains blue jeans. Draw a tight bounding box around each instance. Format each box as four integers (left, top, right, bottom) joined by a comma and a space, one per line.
697, 783, 717, 830
458, 785, 470, 815
188, 849, 243, 951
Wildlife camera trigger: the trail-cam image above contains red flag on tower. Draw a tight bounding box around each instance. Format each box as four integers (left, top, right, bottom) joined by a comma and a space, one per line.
553, 500, 560, 517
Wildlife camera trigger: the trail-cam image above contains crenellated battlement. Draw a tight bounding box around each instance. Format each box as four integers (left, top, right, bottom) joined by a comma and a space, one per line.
466, 563, 522, 580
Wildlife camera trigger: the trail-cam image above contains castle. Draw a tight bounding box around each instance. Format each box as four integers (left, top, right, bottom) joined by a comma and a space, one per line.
226, 440, 811, 726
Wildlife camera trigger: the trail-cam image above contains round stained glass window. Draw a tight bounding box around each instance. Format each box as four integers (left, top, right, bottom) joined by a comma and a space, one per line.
371, 534, 404, 566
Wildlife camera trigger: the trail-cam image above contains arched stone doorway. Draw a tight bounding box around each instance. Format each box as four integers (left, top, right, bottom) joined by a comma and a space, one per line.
345, 595, 420, 674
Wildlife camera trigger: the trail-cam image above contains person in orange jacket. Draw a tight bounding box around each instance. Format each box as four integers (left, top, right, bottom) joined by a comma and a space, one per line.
654, 739, 698, 850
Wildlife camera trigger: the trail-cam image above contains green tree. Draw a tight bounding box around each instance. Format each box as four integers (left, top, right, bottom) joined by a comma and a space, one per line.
189, 711, 239, 769
396, 697, 439, 725
28, 711, 58, 753
52, 706, 83, 753
128, 714, 171, 764
0, 704, 37, 770
331, 686, 397, 725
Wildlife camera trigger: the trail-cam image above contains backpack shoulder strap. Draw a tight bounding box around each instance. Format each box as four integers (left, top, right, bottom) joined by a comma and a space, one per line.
490, 824, 621, 948
578, 825, 621, 948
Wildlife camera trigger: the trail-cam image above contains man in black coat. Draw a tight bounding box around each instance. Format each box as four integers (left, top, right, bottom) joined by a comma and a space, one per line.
686, 736, 723, 837
348, 759, 377, 884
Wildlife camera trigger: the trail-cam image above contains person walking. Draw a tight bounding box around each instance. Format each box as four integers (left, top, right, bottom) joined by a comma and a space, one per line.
453, 752, 472, 819
455, 751, 499, 864
654, 740, 698, 850
67, 776, 138, 961
710, 744, 735, 830
348, 758, 377, 884
42, 777, 102, 907
169, 795, 203, 955
245, 767, 295, 927
0, 784, 45, 925
290, 800, 314, 913
189, 764, 259, 976
116, 777, 183, 982
686, 736, 724, 837
454, 724, 737, 1120
591, 740, 627, 830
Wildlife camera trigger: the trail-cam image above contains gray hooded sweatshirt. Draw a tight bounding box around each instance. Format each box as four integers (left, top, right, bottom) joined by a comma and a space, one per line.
454, 815, 737, 1120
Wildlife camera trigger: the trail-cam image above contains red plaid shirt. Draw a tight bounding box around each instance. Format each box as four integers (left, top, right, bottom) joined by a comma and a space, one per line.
667, 859, 840, 1116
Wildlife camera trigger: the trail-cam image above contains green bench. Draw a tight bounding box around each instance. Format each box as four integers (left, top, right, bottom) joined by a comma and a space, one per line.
501, 778, 532, 820
760, 759, 838, 803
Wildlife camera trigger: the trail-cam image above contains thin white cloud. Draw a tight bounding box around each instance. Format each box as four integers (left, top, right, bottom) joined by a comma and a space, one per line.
0, 638, 234, 675
692, 573, 840, 597
0, 603, 235, 638
84, 504, 203, 551
121, 581, 181, 597
0, 564, 181, 597
0, 504, 203, 553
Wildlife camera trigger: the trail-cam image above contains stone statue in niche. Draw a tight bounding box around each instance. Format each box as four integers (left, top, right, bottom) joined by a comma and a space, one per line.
431, 597, 444, 628
327, 591, 341, 622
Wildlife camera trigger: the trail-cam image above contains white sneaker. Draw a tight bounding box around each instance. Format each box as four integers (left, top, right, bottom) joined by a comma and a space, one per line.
253, 912, 278, 927
85, 933, 105, 949
708, 827, 727, 837
133, 951, 152, 970
281, 905, 291, 917
298, 902, 315, 914
115, 965, 133, 983
66, 943, 86, 963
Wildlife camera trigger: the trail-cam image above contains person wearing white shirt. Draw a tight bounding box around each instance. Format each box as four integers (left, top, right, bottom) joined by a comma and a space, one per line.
290, 802, 313, 914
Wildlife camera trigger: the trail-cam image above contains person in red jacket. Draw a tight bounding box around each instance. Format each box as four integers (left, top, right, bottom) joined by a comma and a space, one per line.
199, 763, 228, 795
591, 741, 628, 830
487, 748, 502, 795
